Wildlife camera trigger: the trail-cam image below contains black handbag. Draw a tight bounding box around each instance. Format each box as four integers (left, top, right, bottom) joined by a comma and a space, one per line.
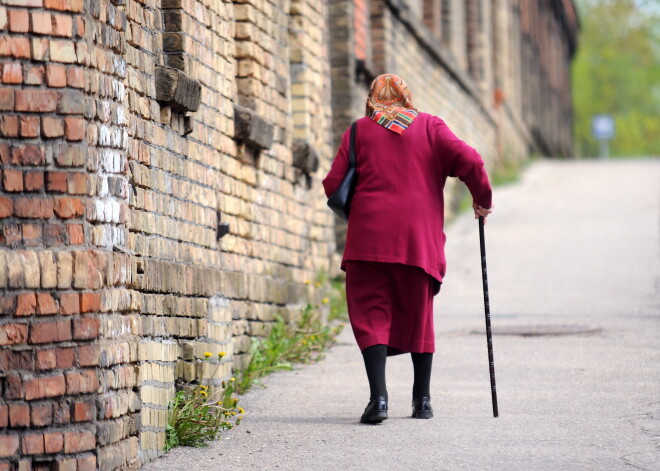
327, 121, 358, 220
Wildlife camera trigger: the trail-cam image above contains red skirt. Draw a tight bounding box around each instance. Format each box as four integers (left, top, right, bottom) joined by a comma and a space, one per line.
345, 261, 436, 354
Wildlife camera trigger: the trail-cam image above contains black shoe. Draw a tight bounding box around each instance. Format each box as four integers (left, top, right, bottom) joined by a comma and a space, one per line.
411, 397, 433, 419
360, 396, 388, 424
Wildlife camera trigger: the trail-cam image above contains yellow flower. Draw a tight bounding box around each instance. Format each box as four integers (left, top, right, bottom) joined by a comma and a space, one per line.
218, 352, 226, 358
238, 407, 245, 414
304, 280, 311, 285
230, 377, 235, 382
204, 352, 212, 359
199, 385, 208, 390
237, 415, 244, 421
314, 282, 321, 288
232, 398, 238, 406
322, 297, 329, 304
217, 401, 222, 405
200, 391, 208, 396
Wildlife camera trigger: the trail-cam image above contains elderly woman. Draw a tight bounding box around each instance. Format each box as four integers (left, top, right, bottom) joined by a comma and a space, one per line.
322, 74, 493, 424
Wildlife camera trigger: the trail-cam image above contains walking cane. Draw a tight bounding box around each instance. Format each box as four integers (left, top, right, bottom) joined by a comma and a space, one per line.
479, 216, 499, 417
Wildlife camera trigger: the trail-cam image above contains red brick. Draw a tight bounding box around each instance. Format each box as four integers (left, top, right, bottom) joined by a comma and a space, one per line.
2, 224, 21, 245
36, 347, 76, 370
3, 168, 23, 191
50, 402, 69, 426
0, 144, 8, 164
3, 354, 29, 375
22, 223, 42, 246
42, 117, 64, 138
67, 223, 83, 244
54, 197, 84, 218
24, 171, 44, 191
69, 172, 87, 194
64, 117, 84, 140
0, 434, 20, 457
31, 11, 52, 35
0, 196, 13, 218
79, 293, 100, 313
77, 455, 96, 471
9, 403, 30, 427
63, 430, 95, 453
9, 10, 29, 33
5, 374, 25, 399
44, 432, 63, 453
2, 63, 23, 84
29, 320, 71, 344
21, 433, 44, 455
24, 374, 66, 400
35, 349, 56, 370
10, 37, 30, 59
52, 14, 72, 36
11, 144, 45, 165
54, 458, 77, 471
30, 402, 53, 427
15, 90, 57, 112
36, 293, 58, 315
14, 197, 54, 218
72, 317, 99, 340
58, 293, 79, 314
74, 16, 85, 37
0, 323, 28, 346
1, 295, 17, 315
16, 293, 37, 316
0, 115, 19, 137
19, 116, 40, 138
55, 347, 75, 368
76, 345, 99, 367
66, 66, 84, 88
25, 65, 45, 85
72, 399, 94, 422
0, 89, 14, 110
46, 171, 67, 192
0, 405, 7, 428
46, 64, 66, 87
43, 224, 65, 246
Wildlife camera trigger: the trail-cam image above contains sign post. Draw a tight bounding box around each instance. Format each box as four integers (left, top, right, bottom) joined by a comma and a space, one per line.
591, 114, 615, 158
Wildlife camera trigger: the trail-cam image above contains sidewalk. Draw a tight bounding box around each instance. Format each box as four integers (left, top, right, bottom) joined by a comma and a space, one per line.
144, 159, 660, 471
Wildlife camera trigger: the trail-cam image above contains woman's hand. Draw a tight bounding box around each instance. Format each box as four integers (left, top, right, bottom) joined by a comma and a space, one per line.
473, 203, 494, 222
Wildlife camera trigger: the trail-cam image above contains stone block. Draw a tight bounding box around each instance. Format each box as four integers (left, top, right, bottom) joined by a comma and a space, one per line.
155, 66, 201, 112
234, 105, 274, 150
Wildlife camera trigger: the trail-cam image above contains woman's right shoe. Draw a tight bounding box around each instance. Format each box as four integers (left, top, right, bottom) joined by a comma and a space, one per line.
411, 397, 433, 419
360, 396, 388, 424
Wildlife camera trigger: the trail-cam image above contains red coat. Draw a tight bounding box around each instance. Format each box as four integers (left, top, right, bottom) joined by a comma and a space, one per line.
322, 113, 492, 282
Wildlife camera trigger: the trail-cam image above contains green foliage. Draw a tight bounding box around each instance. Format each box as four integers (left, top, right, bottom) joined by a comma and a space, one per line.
165, 358, 242, 452
328, 277, 349, 322
572, 0, 660, 156
235, 304, 344, 394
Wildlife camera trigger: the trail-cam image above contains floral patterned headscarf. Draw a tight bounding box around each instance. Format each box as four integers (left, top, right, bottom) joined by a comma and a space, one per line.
366, 74, 419, 134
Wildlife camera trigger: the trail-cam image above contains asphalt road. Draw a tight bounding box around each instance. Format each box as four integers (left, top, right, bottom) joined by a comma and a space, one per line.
144, 158, 660, 471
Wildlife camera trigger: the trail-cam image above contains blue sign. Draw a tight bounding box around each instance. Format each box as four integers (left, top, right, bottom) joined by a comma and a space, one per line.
591, 114, 615, 140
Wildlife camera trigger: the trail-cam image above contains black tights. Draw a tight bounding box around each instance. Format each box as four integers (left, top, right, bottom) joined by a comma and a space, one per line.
361, 345, 433, 400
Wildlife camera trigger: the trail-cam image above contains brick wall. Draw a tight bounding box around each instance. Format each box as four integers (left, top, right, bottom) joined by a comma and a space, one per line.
1, 0, 335, 468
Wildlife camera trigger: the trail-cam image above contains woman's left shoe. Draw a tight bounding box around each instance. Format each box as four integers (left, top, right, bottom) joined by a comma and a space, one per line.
411, 397, 433, 419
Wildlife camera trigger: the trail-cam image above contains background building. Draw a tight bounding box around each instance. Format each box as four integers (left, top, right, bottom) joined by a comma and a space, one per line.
0, 0, 577, 468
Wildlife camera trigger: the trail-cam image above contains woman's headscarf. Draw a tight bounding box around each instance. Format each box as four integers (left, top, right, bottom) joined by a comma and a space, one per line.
366, 74, 419, 134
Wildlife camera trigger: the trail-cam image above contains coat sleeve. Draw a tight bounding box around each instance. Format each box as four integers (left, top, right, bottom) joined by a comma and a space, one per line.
433, 118, 493, 209
322, 126, 351, 198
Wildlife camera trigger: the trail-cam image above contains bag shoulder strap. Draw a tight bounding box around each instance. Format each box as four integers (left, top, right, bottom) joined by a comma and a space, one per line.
349, 121, 357, 168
